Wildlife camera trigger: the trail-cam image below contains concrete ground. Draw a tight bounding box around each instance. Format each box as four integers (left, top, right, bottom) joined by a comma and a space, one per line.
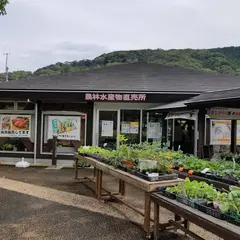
0, 188, 145, 240
0, 166, 222, 240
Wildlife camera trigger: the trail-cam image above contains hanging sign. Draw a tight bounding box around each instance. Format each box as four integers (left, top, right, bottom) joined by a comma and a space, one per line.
165, 111, 198, 120
101, 120, 114, 137
0, 115, 31, 138
47, 116, 81, 140
85, 93, 146, 102
210, 120, 240, 145
208, 107, 240, 120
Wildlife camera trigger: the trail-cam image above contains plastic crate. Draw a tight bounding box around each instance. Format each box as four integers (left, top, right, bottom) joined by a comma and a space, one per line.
118, 165, 128, 172
176, 196, 206, 209
157, 187, 176, 200
226, 215, 240, 227
176, 195, 198, 208
134, 171, 178, 182
196, 203, 227, 220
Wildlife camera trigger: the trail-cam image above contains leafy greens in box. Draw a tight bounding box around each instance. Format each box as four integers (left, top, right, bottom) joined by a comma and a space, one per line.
139, 159, 157, 171
219, 186, 240, 216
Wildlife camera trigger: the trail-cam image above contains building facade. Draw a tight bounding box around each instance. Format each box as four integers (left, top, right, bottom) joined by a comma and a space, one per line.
1, 63, 240, 162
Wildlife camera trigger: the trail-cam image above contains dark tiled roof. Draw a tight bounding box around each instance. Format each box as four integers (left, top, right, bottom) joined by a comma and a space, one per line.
1, 63, 240, 92
187, 87, 240, 105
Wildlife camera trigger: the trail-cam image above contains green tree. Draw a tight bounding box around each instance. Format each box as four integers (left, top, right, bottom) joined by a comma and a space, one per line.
0, 0, 8, 15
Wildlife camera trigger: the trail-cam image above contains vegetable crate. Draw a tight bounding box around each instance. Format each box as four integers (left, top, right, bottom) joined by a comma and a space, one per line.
157, 187, 176, 200
227, 215, 240, 227
196, 203, 227, 220
176, 195, 201, 209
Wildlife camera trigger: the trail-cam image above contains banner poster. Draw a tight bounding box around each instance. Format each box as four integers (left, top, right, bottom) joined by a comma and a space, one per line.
101, 120, 114, 137
210, 120, 240, 145
48, 116, 81, 140
0, 115, 31, 138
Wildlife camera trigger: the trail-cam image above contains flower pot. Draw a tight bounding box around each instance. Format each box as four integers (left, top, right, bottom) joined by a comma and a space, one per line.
121, 159, 133, 168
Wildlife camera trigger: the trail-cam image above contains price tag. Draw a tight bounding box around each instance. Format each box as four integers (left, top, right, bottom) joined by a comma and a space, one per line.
201, 168, 210, 173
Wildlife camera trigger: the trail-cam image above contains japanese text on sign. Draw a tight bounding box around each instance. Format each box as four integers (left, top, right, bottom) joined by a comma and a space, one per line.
208, 107, 240, 119
0, 115, 31, 138
85, 93, 146, 102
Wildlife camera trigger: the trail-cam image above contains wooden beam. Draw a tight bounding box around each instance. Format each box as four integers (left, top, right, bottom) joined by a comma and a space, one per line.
154, 202, 160, 240
75, 158, 79, 180
169, 220, 204, 240
144, 192, 152, 238
151, 193, 240, 240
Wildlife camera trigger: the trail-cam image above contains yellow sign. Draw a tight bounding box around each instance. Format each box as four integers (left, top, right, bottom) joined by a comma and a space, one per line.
211, 120, 240, 145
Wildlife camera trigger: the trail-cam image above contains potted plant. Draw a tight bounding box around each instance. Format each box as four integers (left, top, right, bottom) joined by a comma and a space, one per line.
117, 134, 134, 168
121, 146, 134, 168
0, 143, 14, 151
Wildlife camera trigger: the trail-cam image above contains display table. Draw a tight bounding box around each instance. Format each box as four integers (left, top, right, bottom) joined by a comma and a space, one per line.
74, 153, 183, 238
151, 193, 240, 240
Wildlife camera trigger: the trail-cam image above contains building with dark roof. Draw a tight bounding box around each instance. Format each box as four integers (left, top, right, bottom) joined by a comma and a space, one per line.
1, 62, 240, 162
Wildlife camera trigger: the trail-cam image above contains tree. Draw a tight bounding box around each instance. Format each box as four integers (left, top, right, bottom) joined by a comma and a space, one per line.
0, 0, 8, 15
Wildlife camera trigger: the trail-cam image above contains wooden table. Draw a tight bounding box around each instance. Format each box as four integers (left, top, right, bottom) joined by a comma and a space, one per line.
175, 170, 236, 190
151, 193, 240, 240
74, 153, 183, 238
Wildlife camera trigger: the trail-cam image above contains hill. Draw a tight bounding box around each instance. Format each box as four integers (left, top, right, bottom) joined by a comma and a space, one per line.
1, 46, 240, 81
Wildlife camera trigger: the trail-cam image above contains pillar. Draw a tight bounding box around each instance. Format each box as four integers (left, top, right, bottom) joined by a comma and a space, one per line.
231, 120, 237, 154
197, 108, 205, 158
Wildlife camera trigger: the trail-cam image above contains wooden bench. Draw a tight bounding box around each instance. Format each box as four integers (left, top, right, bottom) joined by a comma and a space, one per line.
151, 193, 240, 240
74, 153, 183, 238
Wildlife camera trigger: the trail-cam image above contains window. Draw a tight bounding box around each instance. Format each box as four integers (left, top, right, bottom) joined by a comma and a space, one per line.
120, 110, 140, 144
42, 114, 86, 154
0, 102, 14, 110
17, 102, 35, 110
0, 114, 35, 152
147, 112, 163, 142
142, 111, 163, 143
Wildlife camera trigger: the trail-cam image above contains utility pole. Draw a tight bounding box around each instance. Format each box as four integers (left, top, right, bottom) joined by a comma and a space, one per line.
3, 52, 9, 82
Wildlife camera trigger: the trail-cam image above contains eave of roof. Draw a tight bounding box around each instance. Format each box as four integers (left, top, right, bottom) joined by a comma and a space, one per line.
187, 87, 240, 105
148, 100, 189, 111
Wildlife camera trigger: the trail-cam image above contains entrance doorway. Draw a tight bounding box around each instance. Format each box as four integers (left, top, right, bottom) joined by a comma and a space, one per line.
174, 119, 195, 154
165, 111, 198, 156
95, 108, 142, 148
97, 110, 119, 149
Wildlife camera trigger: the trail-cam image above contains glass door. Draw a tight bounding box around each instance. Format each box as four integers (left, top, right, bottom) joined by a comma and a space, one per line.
98, 110, 118, 149
167, 119, 174, 149
147, 112, 163, 143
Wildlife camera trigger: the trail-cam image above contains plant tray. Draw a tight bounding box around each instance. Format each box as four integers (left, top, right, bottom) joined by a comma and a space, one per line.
118, 165, 128, 172
196, 203, 227, 220
205, 173, 239, 186
157, 187, 176, 200
227, 215, 240, 227
134, 171, 178, 182
176, 195, 205, 209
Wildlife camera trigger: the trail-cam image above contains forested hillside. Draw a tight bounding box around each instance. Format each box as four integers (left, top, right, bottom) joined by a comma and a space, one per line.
1, 46, 240, 81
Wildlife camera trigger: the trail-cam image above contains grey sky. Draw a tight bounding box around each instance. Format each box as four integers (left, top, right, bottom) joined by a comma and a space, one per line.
0, 0, 239, 72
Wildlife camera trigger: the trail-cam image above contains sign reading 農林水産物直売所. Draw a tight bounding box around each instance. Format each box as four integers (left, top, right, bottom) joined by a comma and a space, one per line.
85, 93, 147, 102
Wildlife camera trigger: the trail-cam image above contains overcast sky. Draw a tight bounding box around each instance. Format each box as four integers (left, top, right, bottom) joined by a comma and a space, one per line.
0, 0, 239, 72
